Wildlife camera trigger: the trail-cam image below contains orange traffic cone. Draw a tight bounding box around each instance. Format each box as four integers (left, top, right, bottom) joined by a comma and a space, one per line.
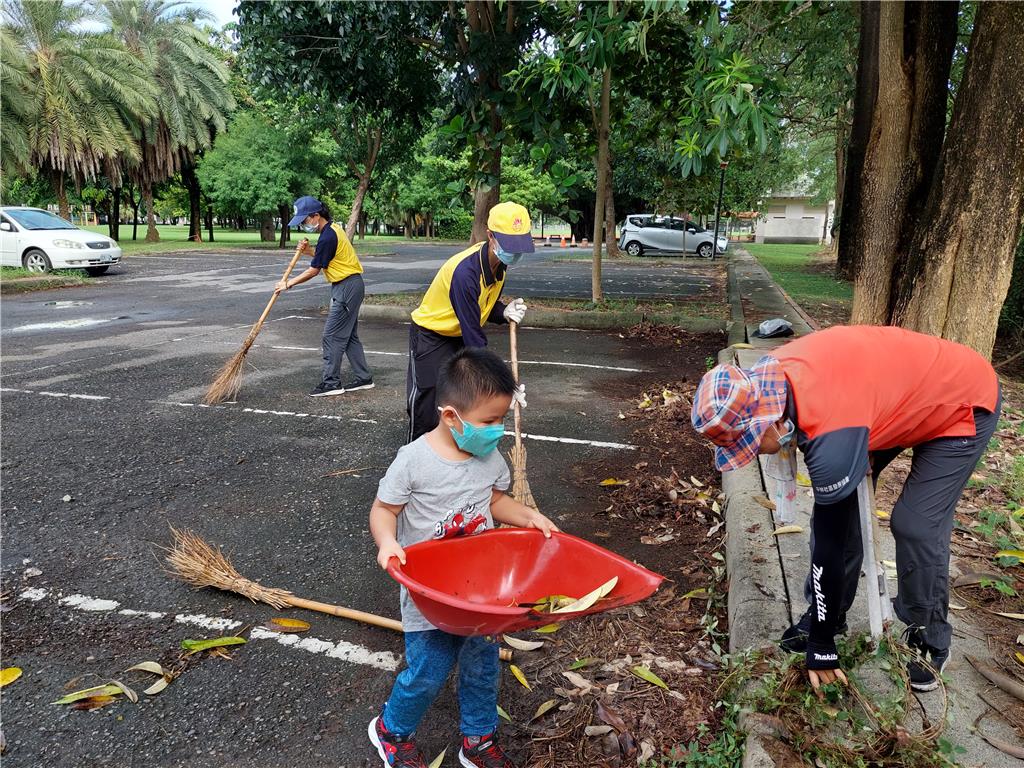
560, 235, 567, 247
571, 234, 577, 247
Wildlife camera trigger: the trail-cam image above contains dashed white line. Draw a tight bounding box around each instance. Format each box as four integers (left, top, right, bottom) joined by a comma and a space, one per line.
19, 588, 399, 671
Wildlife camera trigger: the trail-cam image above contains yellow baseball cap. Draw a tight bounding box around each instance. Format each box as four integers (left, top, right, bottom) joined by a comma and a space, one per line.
487, 202, 534, 253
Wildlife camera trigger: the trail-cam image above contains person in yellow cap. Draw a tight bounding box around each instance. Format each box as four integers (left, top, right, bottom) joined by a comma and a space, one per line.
406, 201, 532, 442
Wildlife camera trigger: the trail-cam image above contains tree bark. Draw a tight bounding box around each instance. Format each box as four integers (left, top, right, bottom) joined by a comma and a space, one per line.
260, 212, 275, 242
604, 164, 620, 258
182, 163, 203, 242
891, 1, 1024, 359
278, 204, 291, 248
849, 0, 958, 324
206, 204, 214, 242
471, 105, 502, 243
346, 125, 382, 241
142, 180, 160, 242
53, 171, 70, 221
836, 0, 880, 279
591, 66, 612, 302
109, 187, 121, 242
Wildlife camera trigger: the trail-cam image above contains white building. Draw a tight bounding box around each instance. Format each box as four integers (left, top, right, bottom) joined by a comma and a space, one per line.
754, 181, 835, 245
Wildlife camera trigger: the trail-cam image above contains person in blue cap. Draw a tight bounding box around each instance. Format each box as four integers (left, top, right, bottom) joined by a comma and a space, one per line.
275, 196, 374, 397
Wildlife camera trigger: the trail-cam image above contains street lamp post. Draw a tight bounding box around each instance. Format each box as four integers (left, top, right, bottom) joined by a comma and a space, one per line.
712, 161, 729, 260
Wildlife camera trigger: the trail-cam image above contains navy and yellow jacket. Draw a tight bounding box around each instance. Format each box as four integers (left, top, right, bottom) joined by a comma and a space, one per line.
411, 242, 507, 347
310, 221, 363, 283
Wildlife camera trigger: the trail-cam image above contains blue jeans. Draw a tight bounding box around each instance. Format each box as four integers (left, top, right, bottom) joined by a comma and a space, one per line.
382, 630, 499, 737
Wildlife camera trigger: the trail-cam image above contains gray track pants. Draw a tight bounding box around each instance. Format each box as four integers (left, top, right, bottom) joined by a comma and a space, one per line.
803, 392, 1002, 651
321, 274, 371, 388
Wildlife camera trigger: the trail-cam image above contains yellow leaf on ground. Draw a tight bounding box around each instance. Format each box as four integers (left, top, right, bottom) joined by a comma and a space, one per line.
796, 472, 811, 487
496, 705, 511, 722
631, 665, 669, 690
502, 635, 544, 652
681, 588, 710, 600
690, 476, 704, 487
509, 664, 531, 690
949, 602, 968, 611
995, 549, 1024, 560
0, 668, 22, 688
638, 396, 653, 409
876, 510, 890, 520
996, 613, 1024, 621
731, 343, 754, 349
428, 749, 447, 768
125, 662, 166, 676
531, 699, 559, 721
53, 684, 123, 705
599, 478, 630, 487
753, 495, 777, 511
270, 617, 311, 632
772, 525, 804, 536
1014, 652, 1024, 668
534, 623, 561, 634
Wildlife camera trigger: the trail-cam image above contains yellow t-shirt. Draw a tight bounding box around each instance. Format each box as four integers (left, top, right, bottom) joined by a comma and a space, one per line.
310, 222, 362, 283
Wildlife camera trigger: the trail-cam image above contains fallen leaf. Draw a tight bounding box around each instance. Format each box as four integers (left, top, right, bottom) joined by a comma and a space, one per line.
496, 704, 511, 722
108, 679, 138, 704
731, 342, 753, 349
270, 617, 311, 632
881, 560, 897, 569
534, 623, 561, 634
995, 548, 1024, 561
681, 588, 710, 600
949, 601, 968, 611
796, 472, 811, 487
753, 495, 776, 511
637, 396, 653, 409
531, 699, 558, 721
599, 478, 630, 487
596, 701, 628, 732
996, 613, 1024, 621
551, 577, 618, 614
1017, 634, 1024, 645
428, 749, 446, 768
875, 509, 890, 520
585, 725, 614, 737
143, 677, 171, 696
53, 684, 124, 705
502, 635, 544, 652
0, 668, 22, 688
568, 658, 597, 670
125, 662, 166, 676
631, 665, 669, 690
72, 695, 118, 711
772, 525, 804, 536
954, 571, 1004, 588
662, 389, 681, 405
562, 670, 593, 690
181, 636, 246, 653
509, 664, 531, 690
1015, 652, 1024, 668
639, 739, 656, 761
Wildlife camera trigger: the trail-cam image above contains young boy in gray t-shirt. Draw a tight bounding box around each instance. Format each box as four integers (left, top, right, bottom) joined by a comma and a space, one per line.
368, 347, 557, 768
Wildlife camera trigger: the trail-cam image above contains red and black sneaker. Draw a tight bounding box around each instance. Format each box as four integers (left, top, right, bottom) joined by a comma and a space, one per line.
368, 714, 428, 767
459, 733, 516, 768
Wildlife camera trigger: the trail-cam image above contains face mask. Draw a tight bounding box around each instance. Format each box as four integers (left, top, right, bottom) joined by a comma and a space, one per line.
774, 419, 795, 447
443, 408, 505, 456
300, 221, 318, 233
494, 242, 522, 267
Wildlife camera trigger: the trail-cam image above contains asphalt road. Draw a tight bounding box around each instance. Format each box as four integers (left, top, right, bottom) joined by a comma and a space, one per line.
0, 247, 716, 767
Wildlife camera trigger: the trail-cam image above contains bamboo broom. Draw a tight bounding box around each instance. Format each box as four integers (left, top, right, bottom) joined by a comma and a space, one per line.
203, 238, 310, 404
508, 322, 537, 510
164, 526, 403, 633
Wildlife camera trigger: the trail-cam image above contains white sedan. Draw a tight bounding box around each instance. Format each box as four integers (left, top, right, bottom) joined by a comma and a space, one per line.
0, 206, 122, 275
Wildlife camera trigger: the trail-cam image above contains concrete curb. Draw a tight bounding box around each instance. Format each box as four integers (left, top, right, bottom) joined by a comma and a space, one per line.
358, 303, 727, 333
0, 276, 87, 294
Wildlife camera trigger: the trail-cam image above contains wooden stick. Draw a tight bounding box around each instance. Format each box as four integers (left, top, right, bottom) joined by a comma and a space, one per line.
243, 239, 309, 346
285, 596, 403, 633
510, 321, 525, 457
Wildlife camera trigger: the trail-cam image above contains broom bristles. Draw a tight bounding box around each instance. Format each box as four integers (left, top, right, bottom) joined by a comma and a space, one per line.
203, 344, 250, 405
510, 443, 537, 510
164, 526, 293, 609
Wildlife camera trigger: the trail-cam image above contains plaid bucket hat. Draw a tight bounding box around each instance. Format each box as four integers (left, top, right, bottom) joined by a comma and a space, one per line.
691, 355, 788, 471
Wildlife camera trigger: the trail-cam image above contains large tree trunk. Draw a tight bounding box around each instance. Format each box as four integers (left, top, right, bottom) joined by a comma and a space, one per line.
591, 66, 612, 302
891, 1, 1024, 359
604, 165, 620, 258
109, 187, 121, 242
259, 212, 275, 242
142, 180, 160, 242
206, 204, 214, 242
182, 163, 203, 242
849, 0, 958, 324
278, 204, 291, 248
52, 171, 70, 221
346, 125, 382, 241
836, 1, 880, 280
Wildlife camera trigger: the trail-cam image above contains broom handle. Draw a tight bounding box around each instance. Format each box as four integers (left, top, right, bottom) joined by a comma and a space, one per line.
241, 238, 310, 345
284, 595, 403, 633
510, 321, 524, 453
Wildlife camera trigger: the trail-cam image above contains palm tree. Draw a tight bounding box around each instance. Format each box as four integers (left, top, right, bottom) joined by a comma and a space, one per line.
99, 0, 235, 241
2, 0, 156, 218
0, 27, 36, 186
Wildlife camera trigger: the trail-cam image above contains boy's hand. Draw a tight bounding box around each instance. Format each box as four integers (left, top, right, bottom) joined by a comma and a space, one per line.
376, 541, 407, 569
523, 510, 559, 538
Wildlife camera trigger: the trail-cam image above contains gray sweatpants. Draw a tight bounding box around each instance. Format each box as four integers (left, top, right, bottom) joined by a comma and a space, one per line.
803, 392, 1002, 651
321, 274, 371, 388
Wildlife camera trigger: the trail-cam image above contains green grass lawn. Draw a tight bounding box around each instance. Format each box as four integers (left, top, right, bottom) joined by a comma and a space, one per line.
744, 243, 852, 324
83, 224, 402, 256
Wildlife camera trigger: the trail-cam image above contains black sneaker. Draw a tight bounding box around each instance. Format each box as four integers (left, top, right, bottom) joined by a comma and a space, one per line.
342, 378, 375, 393
368, 714, 427, 767
904, 628, 950, 692
309, 383, 345, 397
459, 733, 515, 768
779, 607, 849, 653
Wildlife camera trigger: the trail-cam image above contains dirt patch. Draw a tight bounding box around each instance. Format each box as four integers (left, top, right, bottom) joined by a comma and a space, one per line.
507, 326, 728, 766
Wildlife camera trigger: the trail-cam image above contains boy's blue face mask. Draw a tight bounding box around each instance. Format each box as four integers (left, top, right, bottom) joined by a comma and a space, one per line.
443, 408, 505, 456
493, 241, 523, 267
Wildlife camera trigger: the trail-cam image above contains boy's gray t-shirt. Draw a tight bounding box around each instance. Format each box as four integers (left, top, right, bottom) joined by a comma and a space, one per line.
377, 435, 510, 632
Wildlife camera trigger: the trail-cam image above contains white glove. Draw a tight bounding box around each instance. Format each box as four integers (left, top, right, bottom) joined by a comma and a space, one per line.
503, 298, 527, 324
510, 383, 527, 410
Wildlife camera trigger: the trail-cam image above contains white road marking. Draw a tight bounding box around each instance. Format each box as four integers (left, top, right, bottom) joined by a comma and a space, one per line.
510, 431, 637, 451
9, 318, 114, 332
18, 588, 398, 671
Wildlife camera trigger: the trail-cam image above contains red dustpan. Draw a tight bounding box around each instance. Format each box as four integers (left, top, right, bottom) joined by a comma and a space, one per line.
386, 529, 665, 636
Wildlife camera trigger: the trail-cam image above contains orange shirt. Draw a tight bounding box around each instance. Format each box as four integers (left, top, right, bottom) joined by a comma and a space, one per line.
772, 326, 998, 502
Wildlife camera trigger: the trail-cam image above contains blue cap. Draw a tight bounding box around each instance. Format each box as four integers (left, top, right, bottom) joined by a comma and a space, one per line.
289, 196, 324, 228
